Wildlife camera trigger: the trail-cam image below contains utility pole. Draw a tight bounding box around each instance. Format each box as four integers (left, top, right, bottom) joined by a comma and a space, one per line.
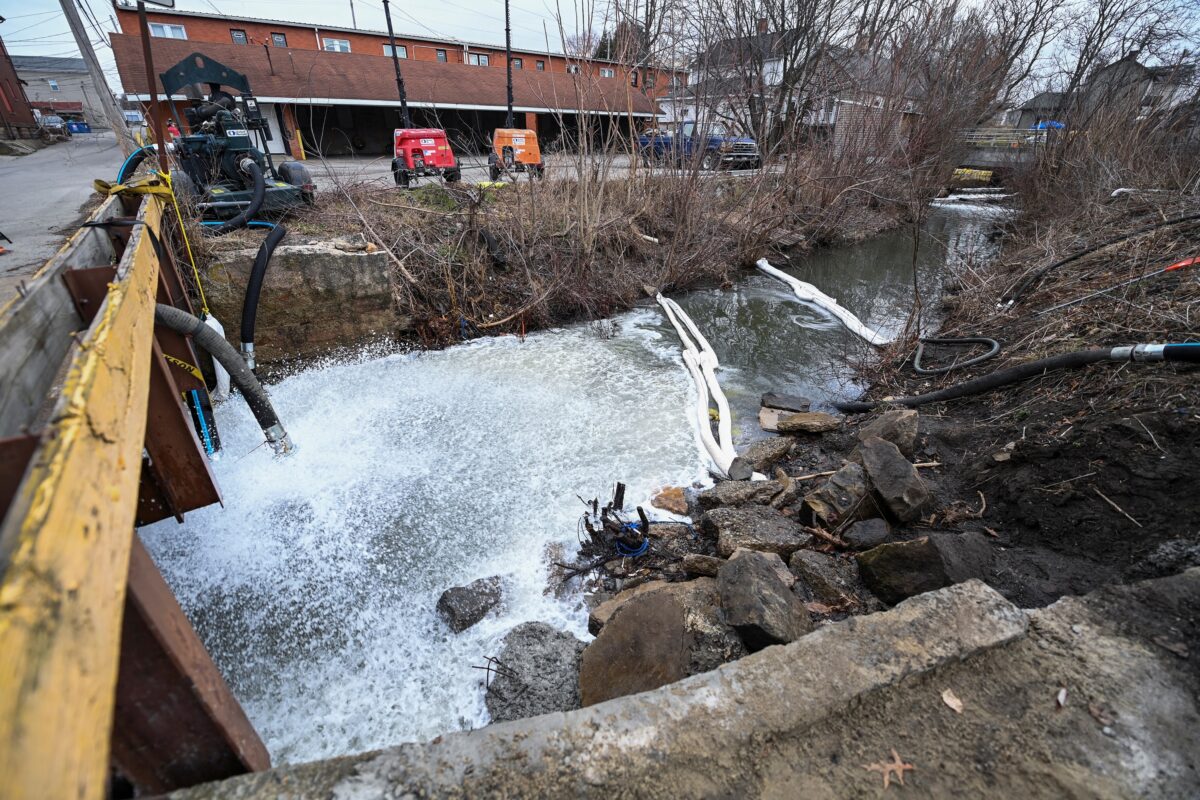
504, 0, 514, 128
349, 0, 358, 29
58, 0, 136, 156
134, 1, 169, 173
381, 0, 412, 128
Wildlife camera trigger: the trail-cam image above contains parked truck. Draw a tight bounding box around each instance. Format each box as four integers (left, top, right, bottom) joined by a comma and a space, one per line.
637, 121, 760, 170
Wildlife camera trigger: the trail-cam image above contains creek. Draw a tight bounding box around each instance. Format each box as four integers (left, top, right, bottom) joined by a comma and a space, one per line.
141, 201, 1005, 765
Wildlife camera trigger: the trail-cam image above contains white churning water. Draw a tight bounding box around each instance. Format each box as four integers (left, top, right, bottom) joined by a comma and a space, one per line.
141, 309, 708, 765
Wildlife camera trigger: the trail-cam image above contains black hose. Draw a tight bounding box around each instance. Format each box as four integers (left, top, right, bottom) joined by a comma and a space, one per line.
912, 337, 1002, 375
836, 349, 1113, 413
1004, 211, 1200, 305
240, 223, 288, 369
116, 145, 153, 184
154, 303, 294, 454
210, 160, 266, 235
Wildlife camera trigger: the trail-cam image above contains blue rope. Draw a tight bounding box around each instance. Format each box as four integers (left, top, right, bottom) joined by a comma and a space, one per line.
616, 538, 649, 557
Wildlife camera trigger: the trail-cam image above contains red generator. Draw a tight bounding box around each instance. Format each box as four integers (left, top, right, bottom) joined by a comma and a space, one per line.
392, 128, 460, 187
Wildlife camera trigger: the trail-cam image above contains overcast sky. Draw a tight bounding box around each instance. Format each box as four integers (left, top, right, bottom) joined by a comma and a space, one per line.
0, 0, 598, 91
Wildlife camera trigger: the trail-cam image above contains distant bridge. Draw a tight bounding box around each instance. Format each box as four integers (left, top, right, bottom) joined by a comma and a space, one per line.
957, 127, 1043, 169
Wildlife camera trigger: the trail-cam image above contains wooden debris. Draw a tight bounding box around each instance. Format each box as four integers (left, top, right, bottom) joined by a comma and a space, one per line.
864, 749, 915, 789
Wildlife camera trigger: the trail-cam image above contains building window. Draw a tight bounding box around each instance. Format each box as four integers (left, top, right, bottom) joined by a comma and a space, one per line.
468, 53, 490, 66
512, 57, 523, 69
644, 72, 656, 88
148, 23, 187, 39
536, 60, 545, 71
436, 49, 447, 62
48, 79, 60, 91
384, 44, 408, 58
271, 32, 287, 47
630, 70, 638, 87
600, 67, 615, 78
566, 64, 580, 74
230, 29, 248, 45
323, 38, 351, 53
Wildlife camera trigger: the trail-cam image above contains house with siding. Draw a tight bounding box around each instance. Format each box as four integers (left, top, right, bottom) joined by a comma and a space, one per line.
11, 56, 109, 126
109, 3, 684, 157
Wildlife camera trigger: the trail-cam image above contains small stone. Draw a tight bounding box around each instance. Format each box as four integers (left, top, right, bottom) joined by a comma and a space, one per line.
697, 479, 781, 510
485, 622, 586, 723
761, 392, 812, 413
740, 436, 797, 472
856, 409, 920, 457
436, 576, 503, 633
727, 457, 755, 480
803, 463, 877, 526
651, 486, 689, 516
789, 550, 859, 604
858, 436, 931, 522
843, 518, 892, 550
701, 505, 812, 558
777, 411, 842, 434
681, 553, 725, 577
731, 547, 794, 587
718, 549, 812, 650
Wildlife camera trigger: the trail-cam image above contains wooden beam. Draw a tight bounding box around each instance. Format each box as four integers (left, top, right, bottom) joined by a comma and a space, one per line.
110, 535, 270, 793
0, 197, 162, 800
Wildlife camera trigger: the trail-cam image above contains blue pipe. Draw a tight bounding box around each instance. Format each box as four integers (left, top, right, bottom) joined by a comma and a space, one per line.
202, 220, 277, 230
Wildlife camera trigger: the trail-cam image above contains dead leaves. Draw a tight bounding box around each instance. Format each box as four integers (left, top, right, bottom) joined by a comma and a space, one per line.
864, 749, 916, 789
941, 688, 964, 713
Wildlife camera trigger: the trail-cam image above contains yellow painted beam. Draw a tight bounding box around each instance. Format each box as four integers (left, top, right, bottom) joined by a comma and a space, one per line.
0, 198, 163, 800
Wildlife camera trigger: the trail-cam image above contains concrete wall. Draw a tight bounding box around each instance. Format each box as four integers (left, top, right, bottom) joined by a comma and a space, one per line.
203, 241, 401, 366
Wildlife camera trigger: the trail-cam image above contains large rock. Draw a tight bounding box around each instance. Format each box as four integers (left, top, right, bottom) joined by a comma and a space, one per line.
588, 580, 667, 634
777, 411, 842, 434
761, 392, 812, 413
842, 517, 891, 551
696, 479, 781, 510
803, 463, 877, 526
701, 505, 812, 558
579, 579, 745, 706
485, 622, 586, 723
436, 576, 503, 633
856, 410, 919, 457
730, 547, 795, 587
789, 550, 861, 605
681, 553, 725, 577
856, 532, 994, 605
858, 436, 931, 522
718, 550, 812, 650
651, 486, 689, 516
740, 436, 796, 472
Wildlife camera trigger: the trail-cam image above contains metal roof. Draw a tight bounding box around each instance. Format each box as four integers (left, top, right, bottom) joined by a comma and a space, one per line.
10, 56, 88, 74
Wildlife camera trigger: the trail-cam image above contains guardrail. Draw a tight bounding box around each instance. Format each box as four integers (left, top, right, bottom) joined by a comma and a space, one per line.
0, 194, 266, 799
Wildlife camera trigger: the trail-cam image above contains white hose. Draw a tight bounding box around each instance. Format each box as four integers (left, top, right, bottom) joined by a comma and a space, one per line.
755, 258, 894, 346
656, 294, 765, 481
203, 313, 232, 401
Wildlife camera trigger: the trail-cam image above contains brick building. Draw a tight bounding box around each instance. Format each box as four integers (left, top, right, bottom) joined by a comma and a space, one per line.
110, 3, 682, 158
0, 37, 38, 139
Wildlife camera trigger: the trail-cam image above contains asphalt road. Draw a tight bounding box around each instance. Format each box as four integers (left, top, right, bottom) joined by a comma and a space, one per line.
0, 131, 125, 303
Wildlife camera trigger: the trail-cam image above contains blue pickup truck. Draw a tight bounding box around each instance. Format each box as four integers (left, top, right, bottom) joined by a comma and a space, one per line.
638, 121, 761, 170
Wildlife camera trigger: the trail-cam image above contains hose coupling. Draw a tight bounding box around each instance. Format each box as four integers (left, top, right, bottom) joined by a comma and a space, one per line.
1122, 344, 1167, 362
264, 423, 294, 456
241, 341, 256, 371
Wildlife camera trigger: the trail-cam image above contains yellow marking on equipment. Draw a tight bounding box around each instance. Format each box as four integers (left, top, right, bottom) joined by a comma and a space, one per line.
0, 197, 163, 800
164, 353, 203, 380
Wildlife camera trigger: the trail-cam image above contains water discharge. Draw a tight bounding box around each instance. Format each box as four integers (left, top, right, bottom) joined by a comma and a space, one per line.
141, 205, 1000, 765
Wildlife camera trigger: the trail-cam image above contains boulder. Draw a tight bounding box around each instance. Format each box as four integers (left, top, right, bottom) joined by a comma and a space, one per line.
843, 518, 892, 551
588, 580, 668, 635
803, 463, 876, 526
681, 553, 725, 577
858, 436, 932, 522
789, 550, 860, 604
761, 392, 812, 413
436, 576, 503, 633
701, 505, 812, 558
651, 486, 689, 516
856, 410, 920, 457
727, 457, 755, 481
740, 436, 797, 472
718, 550, 812, 650
777, 411, 842, 434
579, 578, 745, 706
731, 547, 795, 588
856, 532, 993, 605
485, 622, 586, 723
696, 479, 781, 510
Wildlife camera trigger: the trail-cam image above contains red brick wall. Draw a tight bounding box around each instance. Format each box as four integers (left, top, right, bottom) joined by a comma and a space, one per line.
114, 9, 681, 98
0, 38, 37, 129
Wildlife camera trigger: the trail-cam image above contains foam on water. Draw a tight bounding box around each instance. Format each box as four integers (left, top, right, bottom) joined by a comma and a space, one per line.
141, 308, 707, 765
